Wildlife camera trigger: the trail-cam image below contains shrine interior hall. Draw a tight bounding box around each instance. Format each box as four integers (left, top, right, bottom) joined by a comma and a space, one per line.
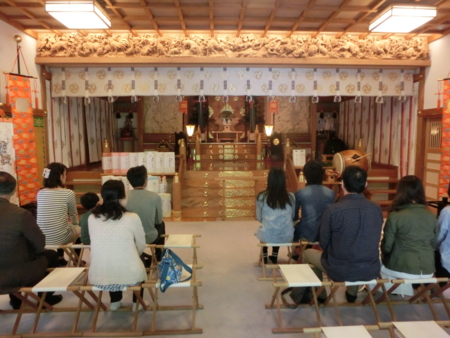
1, 0, 450, 337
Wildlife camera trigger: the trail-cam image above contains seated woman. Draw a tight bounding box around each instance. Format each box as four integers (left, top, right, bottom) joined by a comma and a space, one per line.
37, 162, 80, 266
88, 180, 147, 311
255, 167, 295, 264
381, 175, 437, 296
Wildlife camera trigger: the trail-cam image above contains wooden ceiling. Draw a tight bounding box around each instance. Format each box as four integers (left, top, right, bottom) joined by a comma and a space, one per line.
1, 0, 450, 42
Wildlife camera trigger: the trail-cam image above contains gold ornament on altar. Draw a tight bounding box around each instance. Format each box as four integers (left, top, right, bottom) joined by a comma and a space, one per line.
120, 116, 134, 137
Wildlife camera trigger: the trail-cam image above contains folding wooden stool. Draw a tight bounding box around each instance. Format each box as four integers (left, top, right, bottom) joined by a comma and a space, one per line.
374, 277, 449, 323
142, 264, 203, 335
10, 267, 87, 337
392, 321, 450, 338
78, 284, 147, 336
324, 279, 390, 328
45, 244, 89, 267
256, 242, 298, 281
295, 240, 319, 263
265, 264, 329, 334
147, 234, 200, 280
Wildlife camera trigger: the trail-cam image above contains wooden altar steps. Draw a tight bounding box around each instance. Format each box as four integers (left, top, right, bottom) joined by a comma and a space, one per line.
366, 164, 399, 213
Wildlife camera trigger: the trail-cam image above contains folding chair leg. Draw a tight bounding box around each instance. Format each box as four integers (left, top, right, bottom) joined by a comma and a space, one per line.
330, 287, 343, 326
31, 291, 47, 333
72, 290, 85, 333
365, 286, 382, 325
191, 287, 197, 329
311, 286, 322, 327
11, 293, 27, 335
380, 282, 397, 321
132, 290, 143, 332
91, 291, 103, 333
275, 287, 284, 331
151, 288, 158, 332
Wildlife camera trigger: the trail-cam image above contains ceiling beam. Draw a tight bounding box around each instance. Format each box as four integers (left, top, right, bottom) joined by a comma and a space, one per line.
209, 0, 214, 37
336, 0, 387, 39
103, 0, 137, 36
0, 10, 37, 38
428, 26, 450, 42
262, 0, 283, 37
4, 0, 62, 35
173, 0, 188, 37
139, 0, 162, 36
311, 0, 353, 38
104, 2, 373, 12
286, 0, 317, 38
406, 0, 450, 38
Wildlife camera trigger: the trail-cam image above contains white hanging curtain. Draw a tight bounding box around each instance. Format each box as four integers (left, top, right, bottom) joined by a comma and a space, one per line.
50, 67, 415, 98
340, 94, 417, 177
46, 93, 87, 167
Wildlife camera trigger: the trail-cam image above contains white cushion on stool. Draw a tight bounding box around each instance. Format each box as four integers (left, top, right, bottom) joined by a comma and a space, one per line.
393, 321, 449, 338
32, 268, 85, 292
165, 234, 193, 248
279, 264, 322, 287
322, 325, 372, 338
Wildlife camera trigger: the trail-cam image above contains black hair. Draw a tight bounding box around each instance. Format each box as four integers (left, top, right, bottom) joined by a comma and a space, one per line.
258, 167, 292, 210
80, 192, 100, 211
92, 180, 126, 221
44, 162, 67, 188
342, 165, 367, 194
0, 171, 16, 195
390, 175, 426, 212
303, 160, 324, 185
126, 165, 147, 188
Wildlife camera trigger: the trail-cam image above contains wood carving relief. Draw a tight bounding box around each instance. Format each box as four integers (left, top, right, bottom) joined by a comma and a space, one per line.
37, 33, 429, 60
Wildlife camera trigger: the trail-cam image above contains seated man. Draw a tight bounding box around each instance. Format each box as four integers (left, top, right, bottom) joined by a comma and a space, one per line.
293, 160, 335, 243
303, 166, 383, 302
0, 171, 62, 309
126, 166, 165, 262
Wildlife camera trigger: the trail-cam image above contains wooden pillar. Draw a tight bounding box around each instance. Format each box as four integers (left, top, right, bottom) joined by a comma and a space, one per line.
284, 138, 292, 164
195, 134, 201, 161
414, 68, 426, 180
172, 173, 181, 220
256, 133, 262, 160
310, 101, 317, 161
137, 97, 144, 151
179, 139, 186, 159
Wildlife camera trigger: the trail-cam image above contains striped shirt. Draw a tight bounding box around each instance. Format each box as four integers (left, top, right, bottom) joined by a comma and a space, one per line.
37, 188, 78, 245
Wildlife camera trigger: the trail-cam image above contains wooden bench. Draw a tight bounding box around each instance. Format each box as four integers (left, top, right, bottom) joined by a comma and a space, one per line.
256, 242, 298, 281
142, 264, 203, 335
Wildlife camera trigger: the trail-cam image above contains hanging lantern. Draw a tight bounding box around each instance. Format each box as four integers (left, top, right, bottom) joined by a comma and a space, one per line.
269, 100, 278, 114
179, 100, 188, 114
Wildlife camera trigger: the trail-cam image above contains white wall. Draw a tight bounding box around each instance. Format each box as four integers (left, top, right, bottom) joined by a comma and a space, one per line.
424, 34, 450, 110
0, 21, 41, 108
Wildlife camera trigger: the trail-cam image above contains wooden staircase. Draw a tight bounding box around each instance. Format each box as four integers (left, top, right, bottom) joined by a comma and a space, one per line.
182, 143, 267, 218
366, 164, 399, 214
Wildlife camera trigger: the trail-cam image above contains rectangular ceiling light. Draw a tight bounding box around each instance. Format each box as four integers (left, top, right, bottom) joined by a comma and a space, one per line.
45, 1, 111, 29
369, 5, 436, 33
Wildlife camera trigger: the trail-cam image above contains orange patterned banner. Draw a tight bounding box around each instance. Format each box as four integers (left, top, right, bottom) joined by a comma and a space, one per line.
8, 74, 40, 205
440, 79, 450, 197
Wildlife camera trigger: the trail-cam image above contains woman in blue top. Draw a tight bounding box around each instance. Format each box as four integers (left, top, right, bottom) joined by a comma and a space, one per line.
256, 167, 295, 264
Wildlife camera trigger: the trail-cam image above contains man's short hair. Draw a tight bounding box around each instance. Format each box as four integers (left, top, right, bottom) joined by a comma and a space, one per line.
127, 165, 147, 188
342, 165, 367, 194
0, 171, 17, 195
80, 192, 100, 210
303, 160, 324, 185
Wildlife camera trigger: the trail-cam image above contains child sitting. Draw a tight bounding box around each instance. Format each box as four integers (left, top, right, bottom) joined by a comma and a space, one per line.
80, 192, 100, 245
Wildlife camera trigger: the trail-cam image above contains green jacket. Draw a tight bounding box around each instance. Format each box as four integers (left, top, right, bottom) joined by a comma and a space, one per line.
381, 204, 437, 275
